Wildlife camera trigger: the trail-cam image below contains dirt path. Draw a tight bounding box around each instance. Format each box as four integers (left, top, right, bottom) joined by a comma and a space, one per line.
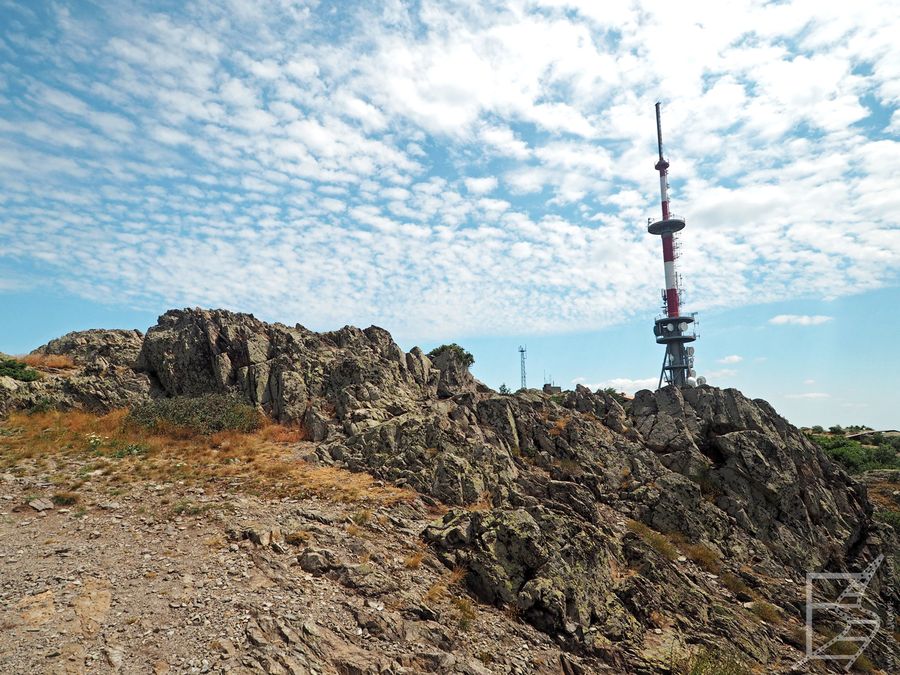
0, 472, 576, 674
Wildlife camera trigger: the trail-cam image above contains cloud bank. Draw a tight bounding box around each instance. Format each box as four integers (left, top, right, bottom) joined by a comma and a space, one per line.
0, 1, 898, 339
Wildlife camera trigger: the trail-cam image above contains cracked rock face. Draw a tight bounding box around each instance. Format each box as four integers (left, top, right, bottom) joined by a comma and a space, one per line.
2, 307, 896, 672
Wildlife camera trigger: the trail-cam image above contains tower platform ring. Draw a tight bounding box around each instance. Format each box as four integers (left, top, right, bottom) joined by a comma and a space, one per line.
648, 218, 686, 235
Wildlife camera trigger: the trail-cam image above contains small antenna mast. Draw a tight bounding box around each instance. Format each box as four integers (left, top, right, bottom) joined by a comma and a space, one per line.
518, 345, 527, 390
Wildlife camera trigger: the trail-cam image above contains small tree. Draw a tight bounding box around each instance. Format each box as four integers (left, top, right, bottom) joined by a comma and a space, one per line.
602, 386, 627, 405
498, 383, 510, 395
427, 343, 474, 368
810, 425, 824, 433
829, 425, 845, 436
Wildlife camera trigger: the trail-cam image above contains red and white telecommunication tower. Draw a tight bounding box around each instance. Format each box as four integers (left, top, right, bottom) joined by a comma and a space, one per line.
647, 103, 704, 389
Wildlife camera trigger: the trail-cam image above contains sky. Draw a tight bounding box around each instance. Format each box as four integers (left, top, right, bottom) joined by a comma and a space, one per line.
0, 0, 898, 429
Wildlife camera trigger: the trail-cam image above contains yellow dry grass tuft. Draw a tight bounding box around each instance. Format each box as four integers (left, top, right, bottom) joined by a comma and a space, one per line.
404, 550, 425, 569
626, 520, 678, 562
19, 353, 78, 370
423, 566, 468, 605
0, 409, 416, 506
547, 415, 571, 437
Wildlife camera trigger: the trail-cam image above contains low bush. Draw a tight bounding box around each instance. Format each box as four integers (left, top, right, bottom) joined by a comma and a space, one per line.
0, 357, 40, 382
127, 394, 261, 436
451, 596, 477, 631
51, 491, 79, 506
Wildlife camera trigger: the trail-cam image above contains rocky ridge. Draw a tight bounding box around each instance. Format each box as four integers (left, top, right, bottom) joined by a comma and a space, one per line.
1, 307, 897, 673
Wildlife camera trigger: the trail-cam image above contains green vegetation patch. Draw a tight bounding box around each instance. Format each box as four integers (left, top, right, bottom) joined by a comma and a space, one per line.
874, 510, 900, 529
127, 394, 262, 436
427, 343, 474, 368
810, 434, 900, 474
680, 646, 751, 675
0, 357, 40, 382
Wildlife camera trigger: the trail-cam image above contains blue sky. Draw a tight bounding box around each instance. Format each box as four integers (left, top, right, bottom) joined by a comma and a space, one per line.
0, 1, 898, 428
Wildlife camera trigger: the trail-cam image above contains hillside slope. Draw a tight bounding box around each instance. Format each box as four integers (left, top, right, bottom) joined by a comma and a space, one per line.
1, 308, 897, 673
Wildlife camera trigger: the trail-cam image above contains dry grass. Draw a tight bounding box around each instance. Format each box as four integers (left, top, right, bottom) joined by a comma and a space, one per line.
0, 409, 415, 506
19, 353, 77, 370
284, 530, 312, 546
867, 480, 900, 510
626, 520, 678, 561
423, 566, 468, 604
404, 550, 425, 569
451, 596, 477, 631
350, 508, 372, 526
721, 573, 751, 597
547, 415, 571, 437
670, 535, 723, 574
749, 600, 781, 624
51, 491, 79, 506
464, 491, 493, 512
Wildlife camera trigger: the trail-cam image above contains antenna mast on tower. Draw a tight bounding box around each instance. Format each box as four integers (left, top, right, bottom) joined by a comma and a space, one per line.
518, 345, 527, 390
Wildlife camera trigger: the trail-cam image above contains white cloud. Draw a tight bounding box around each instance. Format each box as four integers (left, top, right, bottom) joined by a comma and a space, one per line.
595, 377, 659, 394
464, 176, 498, 195
0, 1, 898, 341
785, 392, 831, 399
717, 355, 743, 364
769, 315, 834, 326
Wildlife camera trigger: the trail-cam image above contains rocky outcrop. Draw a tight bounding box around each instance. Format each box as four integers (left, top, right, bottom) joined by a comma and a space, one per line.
33, 329, 144, 369
1, 329, 151, 415
2, 307, 896, 672
134, 309, 459, 433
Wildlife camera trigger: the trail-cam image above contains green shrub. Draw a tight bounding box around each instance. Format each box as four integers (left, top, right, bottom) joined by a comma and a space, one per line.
875, 510, 900, 529
27, 398, 56, 415
427, 343, 474, 368
0, 357, 40, 382
811, 434, 900, 473
127, 394, 261, 436
51, 491, 79, 506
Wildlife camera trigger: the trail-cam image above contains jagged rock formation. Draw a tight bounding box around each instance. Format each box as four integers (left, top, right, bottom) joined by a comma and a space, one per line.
2, 307, 897, 672
0, 329, 151, 416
